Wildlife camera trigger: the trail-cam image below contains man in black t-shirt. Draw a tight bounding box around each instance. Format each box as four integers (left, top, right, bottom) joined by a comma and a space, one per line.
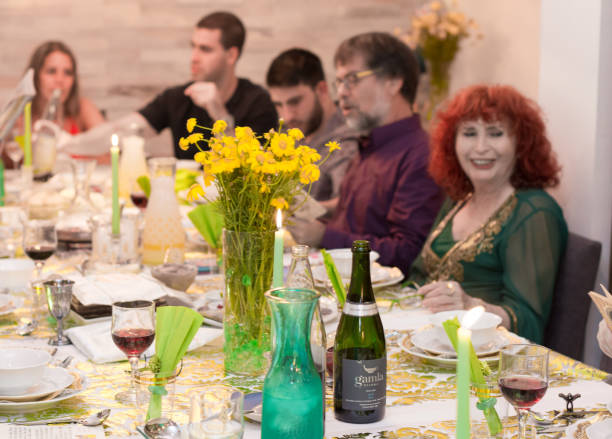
59, 12, 278, 159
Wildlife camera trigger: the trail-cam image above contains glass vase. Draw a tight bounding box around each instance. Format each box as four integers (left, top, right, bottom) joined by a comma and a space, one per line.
222, 229, 273, 375
262, 288, 323, 438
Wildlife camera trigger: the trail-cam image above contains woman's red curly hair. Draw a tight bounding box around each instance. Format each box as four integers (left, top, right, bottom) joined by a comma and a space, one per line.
428, 84, 561, 200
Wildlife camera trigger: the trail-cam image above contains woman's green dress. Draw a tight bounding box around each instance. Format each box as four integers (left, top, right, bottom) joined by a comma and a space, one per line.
409, 189, 568, 343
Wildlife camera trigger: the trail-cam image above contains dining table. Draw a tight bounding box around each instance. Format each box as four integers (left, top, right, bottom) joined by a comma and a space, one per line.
0, 164, 610, 438
0, 261, 610, 439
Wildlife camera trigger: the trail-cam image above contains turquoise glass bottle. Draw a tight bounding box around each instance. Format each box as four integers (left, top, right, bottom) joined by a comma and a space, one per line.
262, 288, 323, 438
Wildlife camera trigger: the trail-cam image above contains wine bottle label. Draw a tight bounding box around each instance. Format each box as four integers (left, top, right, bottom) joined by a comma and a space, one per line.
341, 357, 386, 411
342, 301, 379, 317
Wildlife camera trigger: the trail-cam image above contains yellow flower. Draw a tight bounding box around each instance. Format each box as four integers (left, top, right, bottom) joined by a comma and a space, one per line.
259, 179, 270, 193
299, 164, 320, 184
187, 133, 204, 144
288, 128, 304, 141
194, 151, 207, 164
326, 140, 341, 152
235, 126, 255, 140
186, 117, 197, 133
186, 183, 205, 202
212, 120, 228, 134
178, 137, 190, 151
202, 172, 215, 187
270, 197, 289, 211
270, 133, 295, 157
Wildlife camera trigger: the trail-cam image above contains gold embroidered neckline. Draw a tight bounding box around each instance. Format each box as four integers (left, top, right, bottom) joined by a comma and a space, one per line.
421, 192, 518, 282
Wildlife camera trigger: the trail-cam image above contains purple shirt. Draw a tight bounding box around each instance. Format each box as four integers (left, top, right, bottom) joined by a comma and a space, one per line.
321, 115, 443, 275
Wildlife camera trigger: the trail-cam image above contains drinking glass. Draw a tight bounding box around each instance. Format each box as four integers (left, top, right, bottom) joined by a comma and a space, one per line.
44, 279, 74, 346
4, 138, 24, 168
498, 344, 549, 438
188, 385, 244, 439
23, 219, 57, 281
111, 300, 155, 405
130, 180, 148, 211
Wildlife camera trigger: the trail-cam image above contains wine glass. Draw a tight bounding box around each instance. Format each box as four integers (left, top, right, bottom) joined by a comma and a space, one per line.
130, 180, 148, 211
44, 279, 74, 345
498, 344, 549, 438
111, 300, 155, 405
4, 138, 24, 168
23, 219, 57, 281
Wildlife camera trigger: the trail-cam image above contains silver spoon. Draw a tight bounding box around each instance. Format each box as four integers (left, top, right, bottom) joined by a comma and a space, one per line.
144, 417, 181, 438
13, 409, 110, 426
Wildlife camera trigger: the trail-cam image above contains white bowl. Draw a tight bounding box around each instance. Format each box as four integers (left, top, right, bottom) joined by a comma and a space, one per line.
430, 310, 502, 348
0, 349, 51, 395
0, 259, 34, 292
325, 248, 380, 278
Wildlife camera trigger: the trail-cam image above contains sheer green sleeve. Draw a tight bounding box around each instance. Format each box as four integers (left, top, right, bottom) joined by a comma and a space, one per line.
406, 198, 455, 286
497, 194, 568, 343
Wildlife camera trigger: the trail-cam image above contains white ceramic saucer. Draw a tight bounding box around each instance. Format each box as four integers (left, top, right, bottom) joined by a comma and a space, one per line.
400, 336, 500, 368
0, 367, 74, 402
411, 327, 508, 357
0, 295, 24, 317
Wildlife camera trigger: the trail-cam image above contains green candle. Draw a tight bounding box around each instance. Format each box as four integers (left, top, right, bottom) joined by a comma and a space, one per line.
111, 135, 120, 236
24, 102, 32, 166
273, 209, 284, 287
456, 326, 471, 439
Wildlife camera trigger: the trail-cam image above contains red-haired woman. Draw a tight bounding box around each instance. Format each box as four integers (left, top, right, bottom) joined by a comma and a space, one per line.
408, 84, 568, 343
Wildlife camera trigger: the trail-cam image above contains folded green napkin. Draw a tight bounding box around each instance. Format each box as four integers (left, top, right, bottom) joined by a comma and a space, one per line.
147, 306, 203, 421
175, 169, 199, 192
442, 318, 502, 436
188, 202, 224, 249
321, 249, 346, 307
136, 175, 151, 198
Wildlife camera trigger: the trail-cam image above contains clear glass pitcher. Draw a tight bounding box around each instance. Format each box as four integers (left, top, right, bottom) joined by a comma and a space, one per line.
142, 157, 185, 265
262, 288, 324, 438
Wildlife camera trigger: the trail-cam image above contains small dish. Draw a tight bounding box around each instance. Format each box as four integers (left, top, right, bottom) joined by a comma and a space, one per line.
0, 348, 51, 395
0, 367, 74, 402
411, 326, 509, 357
429, 310, 502, 348
400, 335, 500, 368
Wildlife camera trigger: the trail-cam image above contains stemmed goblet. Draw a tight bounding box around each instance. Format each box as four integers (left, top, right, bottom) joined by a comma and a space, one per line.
44, 279, 74, 346
498, 344, 549, 438
23, 219, 57, 281
111, 300, 155, 405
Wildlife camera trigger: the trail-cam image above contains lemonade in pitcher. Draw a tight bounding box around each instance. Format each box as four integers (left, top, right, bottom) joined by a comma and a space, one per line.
142, 157, 185, 265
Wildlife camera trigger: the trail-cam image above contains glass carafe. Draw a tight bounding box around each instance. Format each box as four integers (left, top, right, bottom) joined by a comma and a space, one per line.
142, 157, 185, 265
262, 288, 323, 438
118, 125, 148, 203
286, 244, 327, 418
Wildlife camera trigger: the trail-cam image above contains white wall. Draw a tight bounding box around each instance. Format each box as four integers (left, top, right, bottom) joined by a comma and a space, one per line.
539, 0, 612, 367
452, 0, 541, 100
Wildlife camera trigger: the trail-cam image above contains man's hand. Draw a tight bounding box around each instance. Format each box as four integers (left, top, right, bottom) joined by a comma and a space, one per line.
184, 82, 233, 124
287, 218, 326, 248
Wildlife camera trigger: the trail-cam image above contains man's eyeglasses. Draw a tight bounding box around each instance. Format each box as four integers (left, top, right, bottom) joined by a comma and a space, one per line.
334, 68, 380, 91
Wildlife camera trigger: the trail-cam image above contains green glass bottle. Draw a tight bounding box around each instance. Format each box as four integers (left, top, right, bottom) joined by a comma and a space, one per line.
333, 240, 386, 423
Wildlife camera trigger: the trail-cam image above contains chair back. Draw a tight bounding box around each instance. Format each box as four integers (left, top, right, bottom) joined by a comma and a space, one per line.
544, 232, 601, 360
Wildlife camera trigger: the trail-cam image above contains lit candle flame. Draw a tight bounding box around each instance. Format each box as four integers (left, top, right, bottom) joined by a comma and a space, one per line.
460, 305, 484, 329
276, 209, 283, 230
111, 134, 119, 151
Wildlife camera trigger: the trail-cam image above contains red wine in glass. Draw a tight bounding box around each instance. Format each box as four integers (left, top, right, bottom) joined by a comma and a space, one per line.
130, 192, 148, 210
499, 375, 548, 408
25, 244, 56, 261
112, 328, 155, 357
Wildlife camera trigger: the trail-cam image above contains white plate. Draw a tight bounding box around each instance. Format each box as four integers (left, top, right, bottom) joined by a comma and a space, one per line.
400, 335, 500, 368
312, 263, 404, 288
0, 368, 74, 402
0, 296, 23, 317
587, 418, 612, 439
411, 327, 509, 357
0, 373, 87, 413
607, 400, 612, 413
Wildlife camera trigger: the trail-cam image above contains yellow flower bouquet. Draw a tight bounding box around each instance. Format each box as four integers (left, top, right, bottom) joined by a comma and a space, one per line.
181, 119, 338, 375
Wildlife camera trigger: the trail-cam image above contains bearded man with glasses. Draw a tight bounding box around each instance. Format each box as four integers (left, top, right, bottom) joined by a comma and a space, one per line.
288, 32, 443, 275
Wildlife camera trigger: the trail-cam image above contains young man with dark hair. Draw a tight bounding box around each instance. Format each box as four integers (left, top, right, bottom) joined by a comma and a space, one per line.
266, 48, 357, 204
59, 11, 277, 159
289, 33, 442, 275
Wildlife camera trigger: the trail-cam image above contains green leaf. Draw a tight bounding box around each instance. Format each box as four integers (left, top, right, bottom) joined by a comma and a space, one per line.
137, 175, 151, 198
241, 275, 251, 287
321, 249, 346, 306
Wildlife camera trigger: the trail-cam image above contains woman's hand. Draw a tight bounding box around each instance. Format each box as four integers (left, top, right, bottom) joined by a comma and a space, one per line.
597, 320, 612, 358
419, 280, 471, 313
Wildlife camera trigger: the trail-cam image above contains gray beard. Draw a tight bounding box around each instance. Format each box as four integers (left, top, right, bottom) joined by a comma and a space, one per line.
346, 111, 380, 132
